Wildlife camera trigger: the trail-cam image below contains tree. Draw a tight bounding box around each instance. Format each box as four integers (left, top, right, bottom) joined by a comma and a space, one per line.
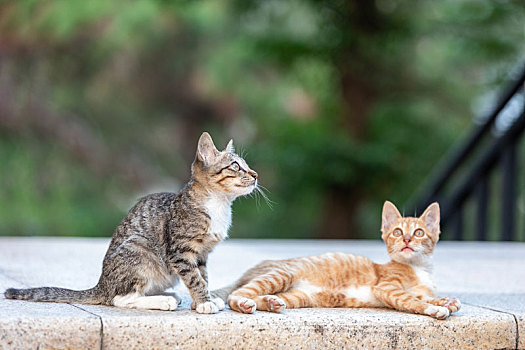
0, 0, 523, 239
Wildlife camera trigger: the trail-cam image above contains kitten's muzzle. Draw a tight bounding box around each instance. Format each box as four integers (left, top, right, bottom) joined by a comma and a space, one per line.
248, 170, 258, 179
236, 178, 257, 188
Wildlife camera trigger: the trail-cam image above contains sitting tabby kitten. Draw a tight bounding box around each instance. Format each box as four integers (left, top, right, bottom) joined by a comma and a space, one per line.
214, 201, 460, 319
5, 132, 258, 314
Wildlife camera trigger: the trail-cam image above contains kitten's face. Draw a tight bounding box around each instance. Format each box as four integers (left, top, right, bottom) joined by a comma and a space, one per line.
380, 201, 440, 265
192, 132, 258, 199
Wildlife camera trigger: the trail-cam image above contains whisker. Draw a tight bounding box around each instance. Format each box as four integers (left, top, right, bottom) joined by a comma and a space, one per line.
251, 188, 260, 208
256, 189, 272, 209
255, 184, 275, 210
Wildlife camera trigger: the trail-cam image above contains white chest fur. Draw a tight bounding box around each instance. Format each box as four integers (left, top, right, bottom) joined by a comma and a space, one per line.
203, 195, 232, 240
411, 264, 435, 292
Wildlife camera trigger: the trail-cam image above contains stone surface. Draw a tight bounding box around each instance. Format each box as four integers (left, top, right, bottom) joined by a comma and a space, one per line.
0, 295, 101, 349
433, 241, 525, 294
1, 237, 524, 349
0, 237, 106, 290
457, 293, 525, 349
75, 303, 515, 350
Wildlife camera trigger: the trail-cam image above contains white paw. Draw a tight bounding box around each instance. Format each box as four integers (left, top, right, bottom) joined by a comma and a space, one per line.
424, 305, 450, 320
196, 301, 220, 314
240, 298, 256, 314
161, 296, 179, 311
234, 297, 256, 314
212, 297, 225, 311
267, 296, 286, 313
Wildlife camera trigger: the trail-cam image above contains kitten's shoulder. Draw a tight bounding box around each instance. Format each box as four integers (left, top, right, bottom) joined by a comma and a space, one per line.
374, 260, 411, 279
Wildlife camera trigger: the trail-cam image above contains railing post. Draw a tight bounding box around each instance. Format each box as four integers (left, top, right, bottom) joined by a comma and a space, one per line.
476, 175, 489, 241
412, 65, 525, 241
501, 139, 517, 241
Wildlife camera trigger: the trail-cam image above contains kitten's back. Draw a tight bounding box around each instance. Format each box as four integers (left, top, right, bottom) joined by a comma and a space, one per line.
234, 252, 378, 293
104, 192, 178, 257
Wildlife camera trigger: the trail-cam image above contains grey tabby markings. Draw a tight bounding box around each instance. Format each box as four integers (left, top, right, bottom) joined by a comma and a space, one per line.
4, 132, 258, 314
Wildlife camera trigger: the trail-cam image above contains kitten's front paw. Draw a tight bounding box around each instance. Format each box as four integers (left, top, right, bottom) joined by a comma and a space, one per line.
196, 301, 220, 314
212, 297, 225, 311
266, 296, 286, 313
424, 305, 450, 320
442, 297, 461, 313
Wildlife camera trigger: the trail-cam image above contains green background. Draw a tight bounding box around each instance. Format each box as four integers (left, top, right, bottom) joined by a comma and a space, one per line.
0, 0, 524, 240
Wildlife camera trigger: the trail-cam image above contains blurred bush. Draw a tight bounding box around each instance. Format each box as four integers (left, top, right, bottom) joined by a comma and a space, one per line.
0, 0, 523, 238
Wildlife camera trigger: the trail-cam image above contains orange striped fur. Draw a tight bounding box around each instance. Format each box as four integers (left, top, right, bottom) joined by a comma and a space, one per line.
224, 201, 460, 319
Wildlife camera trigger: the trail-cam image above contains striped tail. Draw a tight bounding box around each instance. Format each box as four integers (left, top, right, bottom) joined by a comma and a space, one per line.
4, 286, 105, 304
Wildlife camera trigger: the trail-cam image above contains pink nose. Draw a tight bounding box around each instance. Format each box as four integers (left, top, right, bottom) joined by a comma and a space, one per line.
404, 238, 411, 244
249, 170, 258, 179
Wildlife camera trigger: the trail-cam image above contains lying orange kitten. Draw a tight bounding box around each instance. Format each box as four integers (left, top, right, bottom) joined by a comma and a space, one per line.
213, 201, 460, 319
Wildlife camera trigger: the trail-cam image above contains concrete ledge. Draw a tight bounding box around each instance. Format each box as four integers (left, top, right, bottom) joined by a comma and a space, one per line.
0, 299, 101, 349
1, 238, 524, 349
69, 305, 514, 349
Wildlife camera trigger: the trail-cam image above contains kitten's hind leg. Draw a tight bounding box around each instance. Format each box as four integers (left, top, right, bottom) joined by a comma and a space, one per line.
236, 289, 310, 312
228, 295, 256, 314
112, 292, 178, 311
272, 289, 312, 310
227, 270, 294, 313
253, 295, 286, 313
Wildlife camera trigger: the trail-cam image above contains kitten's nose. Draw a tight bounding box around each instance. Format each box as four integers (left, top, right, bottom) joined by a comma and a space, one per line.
249, 170, 258, 179
404, 237, 411, 244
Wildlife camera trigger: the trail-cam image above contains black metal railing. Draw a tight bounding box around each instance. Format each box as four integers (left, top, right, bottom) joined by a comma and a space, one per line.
412, 64, 525, 241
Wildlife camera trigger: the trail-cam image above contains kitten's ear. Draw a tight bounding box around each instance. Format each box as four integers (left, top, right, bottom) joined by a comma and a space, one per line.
381, 201, 402, 233
224, 139, 235, 154
196, 132, 219, 166
420, 202, 440, 235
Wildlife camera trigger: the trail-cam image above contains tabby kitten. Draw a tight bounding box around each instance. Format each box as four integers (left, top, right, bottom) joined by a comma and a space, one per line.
214, 201, 460, 319
5, 132, 258, 314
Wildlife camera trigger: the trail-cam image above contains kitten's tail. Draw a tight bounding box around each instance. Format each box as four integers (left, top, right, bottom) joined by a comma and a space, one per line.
210, 284, 236, 303
4, 286, 105, 304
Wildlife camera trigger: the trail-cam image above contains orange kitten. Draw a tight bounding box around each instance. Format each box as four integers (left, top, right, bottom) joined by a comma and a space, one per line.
213, 201, 460, 319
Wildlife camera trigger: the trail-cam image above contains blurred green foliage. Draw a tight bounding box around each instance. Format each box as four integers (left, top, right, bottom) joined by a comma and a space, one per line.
0, 0, 523, 239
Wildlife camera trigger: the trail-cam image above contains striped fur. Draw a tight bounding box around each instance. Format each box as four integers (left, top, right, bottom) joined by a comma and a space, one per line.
5, 132, 258, 314
216, 201, 460, 319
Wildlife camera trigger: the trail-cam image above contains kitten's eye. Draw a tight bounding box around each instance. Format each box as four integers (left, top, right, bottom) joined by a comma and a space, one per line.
230, 162, 240, 171
414, 229, 425, 237
392, 228, 403, 237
